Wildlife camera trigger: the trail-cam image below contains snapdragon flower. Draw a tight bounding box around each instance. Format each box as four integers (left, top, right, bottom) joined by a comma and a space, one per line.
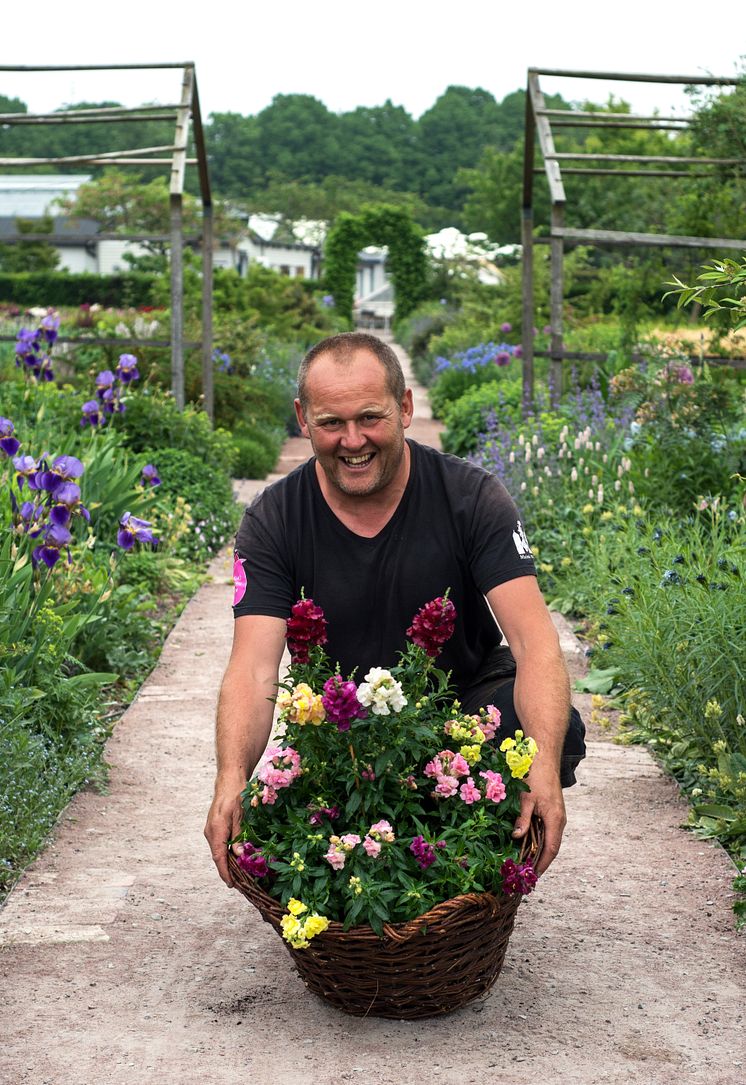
357, 668, 407, 715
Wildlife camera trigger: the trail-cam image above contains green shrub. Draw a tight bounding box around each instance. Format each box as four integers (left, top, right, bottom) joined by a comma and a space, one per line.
148, 447, 238, 561
231, 424, 284, 479
441, 378, 524, 456
114, 389, 236, 473
0, 270, 156, 308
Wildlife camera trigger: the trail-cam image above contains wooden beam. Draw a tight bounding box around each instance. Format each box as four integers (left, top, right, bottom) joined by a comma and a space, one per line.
0, 110, 179, 125
0, 145, 178, 167
539, 168, 725, 178
548, 153, 744, 165
550, 227, 746, 250
532, 348, 746, 370
537, 108, 692, 123
0, 335, 202, 348
0, 233, 202, 243
527, 71, 565, 205
548, 119, 688, 131
527, 67, 740, 86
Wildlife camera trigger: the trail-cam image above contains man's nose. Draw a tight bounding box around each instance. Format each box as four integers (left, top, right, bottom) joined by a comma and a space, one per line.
341, 422, 366, 449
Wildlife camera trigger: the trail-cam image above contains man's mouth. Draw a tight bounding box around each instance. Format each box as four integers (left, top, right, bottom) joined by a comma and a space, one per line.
341, 452, 375, 467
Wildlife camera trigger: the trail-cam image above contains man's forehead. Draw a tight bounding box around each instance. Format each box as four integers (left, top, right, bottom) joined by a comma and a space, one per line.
304, 349, 390, 396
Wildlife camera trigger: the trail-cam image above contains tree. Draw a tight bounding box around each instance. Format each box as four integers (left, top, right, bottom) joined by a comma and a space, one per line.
414, 86, 503, 213
255, 94, 343, 185
55, 168, 240, 255
0, 216, 60, 272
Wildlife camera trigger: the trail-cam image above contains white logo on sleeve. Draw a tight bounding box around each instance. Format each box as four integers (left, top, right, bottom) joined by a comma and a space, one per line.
512, 520, 533, 559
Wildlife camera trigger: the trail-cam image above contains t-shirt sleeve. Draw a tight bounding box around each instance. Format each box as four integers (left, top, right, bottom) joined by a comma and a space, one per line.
466, 471, 537, 593
231, 500, 295, 620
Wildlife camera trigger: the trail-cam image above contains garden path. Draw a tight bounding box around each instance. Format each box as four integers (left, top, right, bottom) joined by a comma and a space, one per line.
0, 336, 743, 1085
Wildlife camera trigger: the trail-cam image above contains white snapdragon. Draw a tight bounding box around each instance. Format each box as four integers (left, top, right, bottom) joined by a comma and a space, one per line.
357, 668, 407, 716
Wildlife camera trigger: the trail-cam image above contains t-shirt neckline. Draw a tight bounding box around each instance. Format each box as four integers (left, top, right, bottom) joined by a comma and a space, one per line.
308, 438, 418, 543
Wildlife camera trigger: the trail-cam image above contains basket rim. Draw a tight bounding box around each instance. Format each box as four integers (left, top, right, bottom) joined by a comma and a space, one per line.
229, 816, 544, 944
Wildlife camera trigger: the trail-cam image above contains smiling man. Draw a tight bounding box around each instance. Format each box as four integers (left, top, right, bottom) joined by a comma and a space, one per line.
204, 332, 585, 888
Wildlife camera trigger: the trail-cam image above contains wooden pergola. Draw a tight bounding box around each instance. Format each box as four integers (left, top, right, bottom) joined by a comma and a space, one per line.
520, 67, 746, 405
0, 62, 215, 418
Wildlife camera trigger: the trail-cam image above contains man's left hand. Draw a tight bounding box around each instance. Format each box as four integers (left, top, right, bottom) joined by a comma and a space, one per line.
511, 760, 566, 875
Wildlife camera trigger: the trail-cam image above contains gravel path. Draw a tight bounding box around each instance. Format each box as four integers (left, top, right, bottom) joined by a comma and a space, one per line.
1, 339, 743, 1085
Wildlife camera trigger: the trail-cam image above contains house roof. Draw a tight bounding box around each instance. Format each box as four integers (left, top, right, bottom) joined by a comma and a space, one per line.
0, 215, 100, 242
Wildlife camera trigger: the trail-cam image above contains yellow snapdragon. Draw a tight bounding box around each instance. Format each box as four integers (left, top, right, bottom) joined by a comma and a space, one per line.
277, 682, 326, 726
499, 729, 538, 779
281, 900, 330, 949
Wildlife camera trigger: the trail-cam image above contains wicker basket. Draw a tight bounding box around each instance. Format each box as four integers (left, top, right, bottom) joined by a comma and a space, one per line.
229, 820, 543, 1020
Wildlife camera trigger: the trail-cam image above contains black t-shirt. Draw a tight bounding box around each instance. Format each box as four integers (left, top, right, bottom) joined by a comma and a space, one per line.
233, 439, 536, 703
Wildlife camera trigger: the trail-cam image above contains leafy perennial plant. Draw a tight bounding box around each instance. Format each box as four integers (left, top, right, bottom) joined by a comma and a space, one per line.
234, 595, 538, 947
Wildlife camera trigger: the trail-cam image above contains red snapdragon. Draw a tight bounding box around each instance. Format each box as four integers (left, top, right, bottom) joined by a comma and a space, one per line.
406, 596, 456, 658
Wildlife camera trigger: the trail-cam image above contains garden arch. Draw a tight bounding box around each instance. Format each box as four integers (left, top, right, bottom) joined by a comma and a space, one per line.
521, 67, 745, 406
0, 62, 215, 417
323, 206, 428, 324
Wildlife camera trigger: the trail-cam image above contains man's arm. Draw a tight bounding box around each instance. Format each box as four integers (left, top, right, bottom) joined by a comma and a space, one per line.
486, 576, 570, 875
204, 614, 287, 887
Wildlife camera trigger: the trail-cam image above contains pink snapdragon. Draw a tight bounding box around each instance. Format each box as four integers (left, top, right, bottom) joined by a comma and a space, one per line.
482, 704, 501, 741
459, 776, 482, 804
363, 837, 381, 857
424, 749, 471, 799
479, 769, 506, 803
256, 745, 302, 804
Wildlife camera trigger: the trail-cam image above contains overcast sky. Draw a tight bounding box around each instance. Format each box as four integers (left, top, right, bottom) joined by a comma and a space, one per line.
2, 0, 743, 121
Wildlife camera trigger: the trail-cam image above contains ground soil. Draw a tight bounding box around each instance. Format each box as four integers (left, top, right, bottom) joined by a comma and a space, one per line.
1, 338, 743, 1085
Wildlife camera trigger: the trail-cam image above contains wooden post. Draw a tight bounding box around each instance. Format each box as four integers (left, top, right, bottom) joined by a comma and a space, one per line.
521, 209, 534, 414
549, 205, 564, 405
201, 204, 214, 422
170, 193, 184, 410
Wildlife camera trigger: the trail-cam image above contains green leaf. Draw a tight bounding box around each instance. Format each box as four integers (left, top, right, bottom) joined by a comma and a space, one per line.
693, 803, 738, 822
574, 667, 620, 694
61, 671, 118, 689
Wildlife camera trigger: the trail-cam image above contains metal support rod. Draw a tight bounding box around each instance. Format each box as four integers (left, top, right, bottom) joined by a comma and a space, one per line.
201, 204, 214, 422
549, 206, 564, 406
0, 145, 178, 166
548, 119, 688, 131
170, 194, 184, 410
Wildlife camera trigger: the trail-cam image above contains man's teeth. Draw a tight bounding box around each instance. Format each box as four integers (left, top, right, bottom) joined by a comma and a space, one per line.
343, 453, 373, 465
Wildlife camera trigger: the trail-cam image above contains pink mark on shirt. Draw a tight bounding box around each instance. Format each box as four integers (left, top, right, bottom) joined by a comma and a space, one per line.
233, 554, 248, 606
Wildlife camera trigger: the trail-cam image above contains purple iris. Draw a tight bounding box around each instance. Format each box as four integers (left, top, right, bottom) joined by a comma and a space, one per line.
50, 481, 89, 525
0, 417, 20, 457
32, 522, 73, 569
12, 454, 38, 489
81, 400, 102, 427
95, 371, 116, 399
116, 354, 139, 383
117, 511, 158, 550
40, 312, 60, 345
141, 464, 161, 487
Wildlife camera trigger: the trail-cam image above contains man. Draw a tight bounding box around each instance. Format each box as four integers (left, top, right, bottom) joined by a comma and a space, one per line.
205, 332, 585, 888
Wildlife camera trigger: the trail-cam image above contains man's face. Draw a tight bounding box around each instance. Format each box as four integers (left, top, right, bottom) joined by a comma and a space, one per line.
294, 349, 413, 499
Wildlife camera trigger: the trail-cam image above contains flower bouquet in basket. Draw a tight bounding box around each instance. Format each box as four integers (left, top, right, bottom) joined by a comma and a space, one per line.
229, 594, 542, 1019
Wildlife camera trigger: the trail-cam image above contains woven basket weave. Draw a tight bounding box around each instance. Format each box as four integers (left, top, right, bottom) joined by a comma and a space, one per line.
229, 820, 542, 1020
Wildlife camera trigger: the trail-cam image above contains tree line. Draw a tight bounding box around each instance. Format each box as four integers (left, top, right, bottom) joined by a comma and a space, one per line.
0, 79, 743, 245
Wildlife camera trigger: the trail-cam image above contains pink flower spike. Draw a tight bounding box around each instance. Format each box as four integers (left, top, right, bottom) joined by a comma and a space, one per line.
325, 848, 346, 871
459, 777, 481, 804
363, 836, 382, 858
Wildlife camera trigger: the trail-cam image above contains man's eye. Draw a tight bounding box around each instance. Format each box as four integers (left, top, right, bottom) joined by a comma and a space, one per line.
361, 415, 381, 424
321, 419, 341, 428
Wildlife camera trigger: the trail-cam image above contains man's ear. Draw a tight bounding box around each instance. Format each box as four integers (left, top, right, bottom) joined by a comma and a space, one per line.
400, 388, 414, 429
294, 398, 310, 438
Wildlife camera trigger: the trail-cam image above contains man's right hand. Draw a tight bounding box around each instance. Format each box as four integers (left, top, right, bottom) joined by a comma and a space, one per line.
204, 781, 245, 887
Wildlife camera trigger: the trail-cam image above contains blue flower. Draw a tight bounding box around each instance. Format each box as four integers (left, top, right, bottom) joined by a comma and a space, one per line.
0, 417, 21, 457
